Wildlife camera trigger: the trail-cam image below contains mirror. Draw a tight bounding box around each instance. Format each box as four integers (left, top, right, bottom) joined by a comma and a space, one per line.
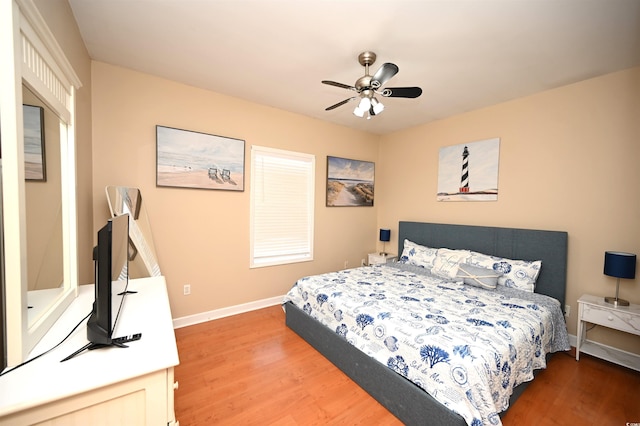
0, 0, 82, 365
23, 85, 66, 325
106, 186, 161, 278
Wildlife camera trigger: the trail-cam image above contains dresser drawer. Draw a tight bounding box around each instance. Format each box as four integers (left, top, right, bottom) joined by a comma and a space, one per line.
581, 304, 640, 336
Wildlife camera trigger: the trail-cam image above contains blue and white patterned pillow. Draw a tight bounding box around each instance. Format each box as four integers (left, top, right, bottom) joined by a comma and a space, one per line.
466, 251, 541, 292
399, 239, 438, 270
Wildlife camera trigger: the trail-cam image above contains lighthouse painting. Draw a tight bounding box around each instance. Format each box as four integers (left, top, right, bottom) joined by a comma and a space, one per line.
437, 138, 500, 201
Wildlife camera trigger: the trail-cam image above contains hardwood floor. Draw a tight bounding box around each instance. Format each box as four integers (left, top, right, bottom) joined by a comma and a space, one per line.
174, 305, 640, 425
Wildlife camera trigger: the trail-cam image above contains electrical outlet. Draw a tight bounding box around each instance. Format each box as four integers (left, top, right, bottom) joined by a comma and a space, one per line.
564, 304, 570, 317
344, 260, 349, 269
184, 284, 191, 295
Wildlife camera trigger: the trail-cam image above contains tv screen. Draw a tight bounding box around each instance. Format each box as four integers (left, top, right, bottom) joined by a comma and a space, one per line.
86, 213, 129, 347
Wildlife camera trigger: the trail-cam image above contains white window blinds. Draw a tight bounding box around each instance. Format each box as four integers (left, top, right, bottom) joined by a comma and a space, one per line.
250, 146, 315, 268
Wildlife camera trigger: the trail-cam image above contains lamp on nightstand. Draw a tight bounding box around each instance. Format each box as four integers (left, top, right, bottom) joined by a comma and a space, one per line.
379, 228, 390, 255
603, 251, 636, 307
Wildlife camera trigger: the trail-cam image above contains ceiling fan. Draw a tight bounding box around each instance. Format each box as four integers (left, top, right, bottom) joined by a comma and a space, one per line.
322, 51, 422, 119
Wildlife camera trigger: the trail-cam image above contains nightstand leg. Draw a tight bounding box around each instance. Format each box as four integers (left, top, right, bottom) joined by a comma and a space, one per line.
576, 304, 584, 361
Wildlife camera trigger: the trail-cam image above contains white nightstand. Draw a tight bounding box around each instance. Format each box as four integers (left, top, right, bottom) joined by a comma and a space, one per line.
368, 252, 397, 265
576, 294, 640, 371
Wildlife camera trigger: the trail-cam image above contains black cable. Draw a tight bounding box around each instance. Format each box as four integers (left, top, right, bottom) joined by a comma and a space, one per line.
0, 311, 91, 377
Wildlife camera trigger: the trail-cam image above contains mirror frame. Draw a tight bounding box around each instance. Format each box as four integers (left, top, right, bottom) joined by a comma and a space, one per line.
0, 0, 82, 365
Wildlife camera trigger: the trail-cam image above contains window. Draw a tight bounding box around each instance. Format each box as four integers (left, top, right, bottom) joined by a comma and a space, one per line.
250, 146, 315, 268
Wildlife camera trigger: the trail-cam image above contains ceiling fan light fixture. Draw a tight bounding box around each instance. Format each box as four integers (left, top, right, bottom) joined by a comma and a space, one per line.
358, 96, 371, 111
371, 98, 384, 115
322, 51, 422, 118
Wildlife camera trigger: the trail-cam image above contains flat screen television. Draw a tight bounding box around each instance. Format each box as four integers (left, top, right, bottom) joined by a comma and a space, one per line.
86, 213, 130, 348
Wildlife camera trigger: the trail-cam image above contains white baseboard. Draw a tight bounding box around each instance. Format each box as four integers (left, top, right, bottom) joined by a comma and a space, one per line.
172, 295, 284, 329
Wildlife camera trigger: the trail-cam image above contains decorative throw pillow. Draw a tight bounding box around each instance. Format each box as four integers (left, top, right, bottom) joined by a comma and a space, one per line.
399, 239, 438, 270
457, 264, 502, 289
431, 248, 471, 280
467, 250, 541, 292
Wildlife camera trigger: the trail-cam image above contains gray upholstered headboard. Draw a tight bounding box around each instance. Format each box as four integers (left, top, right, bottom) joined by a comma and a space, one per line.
398, 222, 568, 309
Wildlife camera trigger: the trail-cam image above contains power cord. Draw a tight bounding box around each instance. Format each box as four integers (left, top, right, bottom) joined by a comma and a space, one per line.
0, 311, 91, 377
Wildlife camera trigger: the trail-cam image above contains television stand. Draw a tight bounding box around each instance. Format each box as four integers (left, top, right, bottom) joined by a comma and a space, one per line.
0, 277, 177, 426
61, 332, 141, 362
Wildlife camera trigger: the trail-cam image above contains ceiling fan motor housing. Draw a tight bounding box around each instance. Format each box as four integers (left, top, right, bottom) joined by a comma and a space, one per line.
356, 51, 376, 93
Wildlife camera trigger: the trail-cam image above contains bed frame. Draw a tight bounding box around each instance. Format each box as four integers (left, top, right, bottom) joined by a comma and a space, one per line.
285, 221, 568, 425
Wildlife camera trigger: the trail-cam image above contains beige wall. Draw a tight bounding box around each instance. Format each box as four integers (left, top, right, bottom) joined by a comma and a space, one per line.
23, 87, 63, 290
378, 67, 640, 355
90, 62, 379, 318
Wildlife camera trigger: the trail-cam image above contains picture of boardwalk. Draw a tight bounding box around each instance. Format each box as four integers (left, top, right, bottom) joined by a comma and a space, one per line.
326, 156, 374, 207
437, 138, 500, 201
156, 126, 244, 191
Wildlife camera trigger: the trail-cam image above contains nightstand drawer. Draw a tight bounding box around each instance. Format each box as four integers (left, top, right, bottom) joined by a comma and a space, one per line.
581, 304, 640, 336
368, 253, 397, 265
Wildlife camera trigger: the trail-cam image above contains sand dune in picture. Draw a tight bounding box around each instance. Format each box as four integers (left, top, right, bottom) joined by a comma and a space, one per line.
327, 180, 373, 206
158, 169, 243, 190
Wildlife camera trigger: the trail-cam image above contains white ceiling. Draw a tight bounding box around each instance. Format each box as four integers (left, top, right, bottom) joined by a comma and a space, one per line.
67, 0, 640, 135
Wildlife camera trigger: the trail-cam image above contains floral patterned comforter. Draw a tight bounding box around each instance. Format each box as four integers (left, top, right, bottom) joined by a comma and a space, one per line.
283, 263, 570, 426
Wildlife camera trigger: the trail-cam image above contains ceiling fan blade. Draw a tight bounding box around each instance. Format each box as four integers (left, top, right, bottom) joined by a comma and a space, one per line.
325, 97, 357, 111
322, 80, 357, 91
381, 87, 423, 98
371, 63, 399, 88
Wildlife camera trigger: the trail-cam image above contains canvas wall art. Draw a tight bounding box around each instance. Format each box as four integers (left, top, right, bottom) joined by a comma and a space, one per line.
156, 125, 245, 191
326, 156, 374, 207
437, 138, 500, 201
23, 104, 46, 181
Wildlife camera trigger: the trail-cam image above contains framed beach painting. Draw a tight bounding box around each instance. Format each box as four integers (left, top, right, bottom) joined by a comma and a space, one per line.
326, 156, 374, 207
23, 104, 46, 181
437, 137, 500, 201
156, 125, 245, 191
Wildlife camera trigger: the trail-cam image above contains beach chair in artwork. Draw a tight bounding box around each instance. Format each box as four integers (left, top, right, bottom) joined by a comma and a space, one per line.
221, 169, 231, 182
208, 167, 219, 180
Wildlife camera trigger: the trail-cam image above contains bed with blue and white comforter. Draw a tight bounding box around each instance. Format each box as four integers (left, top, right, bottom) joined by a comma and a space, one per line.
283, 262, 570, 426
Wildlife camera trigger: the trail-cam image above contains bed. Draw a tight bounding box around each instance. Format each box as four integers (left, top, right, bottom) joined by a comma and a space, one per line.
283, 221, 570, 425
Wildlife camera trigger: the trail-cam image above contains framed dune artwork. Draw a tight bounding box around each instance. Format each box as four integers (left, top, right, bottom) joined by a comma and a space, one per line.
156, 125, 245, 191
437, 138, 500, 201
326, 156, 374, 207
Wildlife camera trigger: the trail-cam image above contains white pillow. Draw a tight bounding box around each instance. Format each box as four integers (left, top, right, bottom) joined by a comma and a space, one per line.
399, 239, 438, 270
431, 248, 471, 280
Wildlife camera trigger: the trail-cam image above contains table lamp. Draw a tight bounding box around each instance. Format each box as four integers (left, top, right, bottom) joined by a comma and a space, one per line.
379, 228, 390, 255
603, 251, 636, 306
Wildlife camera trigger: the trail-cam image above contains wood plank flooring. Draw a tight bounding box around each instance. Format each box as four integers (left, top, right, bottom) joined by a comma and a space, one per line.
174, 305, 640, 425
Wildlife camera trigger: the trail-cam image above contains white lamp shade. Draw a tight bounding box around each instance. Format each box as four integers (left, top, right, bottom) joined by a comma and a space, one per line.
358, 97, 371, 110
372, 100, 384, 114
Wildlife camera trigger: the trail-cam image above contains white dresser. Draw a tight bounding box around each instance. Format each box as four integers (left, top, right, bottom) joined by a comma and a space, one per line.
0, 276, 179, 425
576, 294, 640, 371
